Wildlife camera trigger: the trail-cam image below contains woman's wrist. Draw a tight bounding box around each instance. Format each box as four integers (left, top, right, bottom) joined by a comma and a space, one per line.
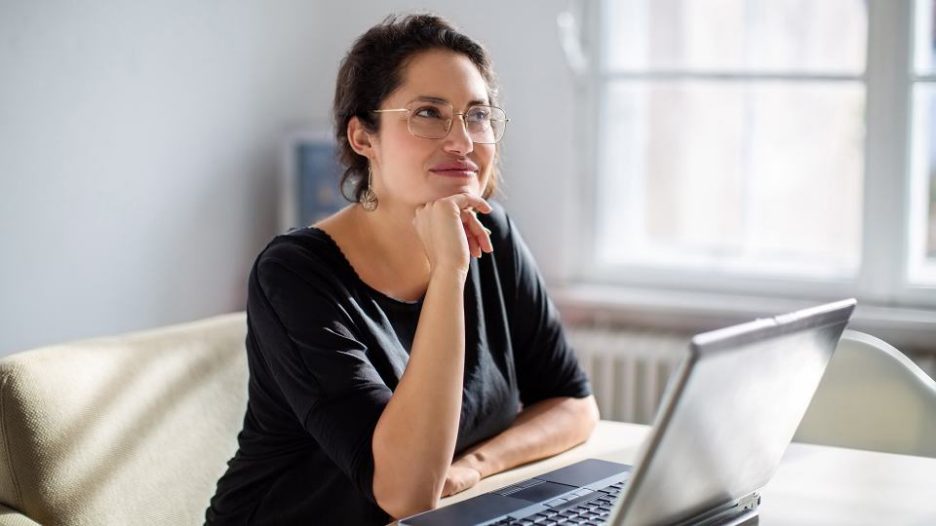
429, 263, 469, 284
453, 449, 495, 479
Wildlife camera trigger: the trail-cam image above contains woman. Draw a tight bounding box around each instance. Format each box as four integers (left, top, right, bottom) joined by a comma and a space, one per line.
206, 14, 598, 525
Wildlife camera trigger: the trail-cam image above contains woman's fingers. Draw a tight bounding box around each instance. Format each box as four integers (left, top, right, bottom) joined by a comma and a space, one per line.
449, 193, 493, 215
412, 193, 492, 269
461, 208, 493, 255
412, 200, 472, 272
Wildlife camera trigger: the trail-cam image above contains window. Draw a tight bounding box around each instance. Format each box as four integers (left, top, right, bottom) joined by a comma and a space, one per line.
910, 0, 936, 284
582, 0, 936, 307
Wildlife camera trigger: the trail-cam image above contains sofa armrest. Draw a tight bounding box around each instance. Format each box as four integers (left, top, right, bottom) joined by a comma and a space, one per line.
0, 504, 40, 526
0, 312, 248, 524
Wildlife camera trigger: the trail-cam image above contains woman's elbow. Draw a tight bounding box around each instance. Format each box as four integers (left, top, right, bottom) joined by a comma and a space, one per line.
373, 462, 443, 519
374, 483, 440, 520
372, 433, 448, 518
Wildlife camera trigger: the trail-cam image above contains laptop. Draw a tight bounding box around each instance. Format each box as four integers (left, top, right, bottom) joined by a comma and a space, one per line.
400, 298, 857, 526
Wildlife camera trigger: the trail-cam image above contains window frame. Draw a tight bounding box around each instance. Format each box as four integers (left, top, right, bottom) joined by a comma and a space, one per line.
571, 0, 936, 311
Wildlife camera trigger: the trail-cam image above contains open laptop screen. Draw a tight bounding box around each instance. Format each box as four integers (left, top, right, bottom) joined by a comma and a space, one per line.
615, 299, 856, 525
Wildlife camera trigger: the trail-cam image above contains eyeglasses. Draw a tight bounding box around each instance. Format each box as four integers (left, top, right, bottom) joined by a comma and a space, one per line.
372, 101, 509, 144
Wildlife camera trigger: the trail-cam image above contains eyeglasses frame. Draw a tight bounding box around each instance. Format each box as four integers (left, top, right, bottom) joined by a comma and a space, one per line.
371, 103, 509, 144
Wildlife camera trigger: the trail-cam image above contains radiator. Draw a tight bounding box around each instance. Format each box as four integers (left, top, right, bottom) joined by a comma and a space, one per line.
567, 327, 936, 425
566, 327, 690, 425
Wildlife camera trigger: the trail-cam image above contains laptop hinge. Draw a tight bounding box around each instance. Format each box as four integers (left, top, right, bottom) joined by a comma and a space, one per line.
672, 492, 761, 526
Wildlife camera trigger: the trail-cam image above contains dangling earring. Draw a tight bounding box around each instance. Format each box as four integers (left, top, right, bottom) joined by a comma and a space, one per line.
360, 166, 378, 212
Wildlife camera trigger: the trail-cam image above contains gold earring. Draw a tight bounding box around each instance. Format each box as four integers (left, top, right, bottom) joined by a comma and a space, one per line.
360, 166, 378, 212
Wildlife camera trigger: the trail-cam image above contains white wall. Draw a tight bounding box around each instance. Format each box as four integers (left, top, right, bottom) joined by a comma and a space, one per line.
0, 1, 577, 354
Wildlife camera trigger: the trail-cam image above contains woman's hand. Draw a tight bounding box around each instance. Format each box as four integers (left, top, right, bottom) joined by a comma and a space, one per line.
413, 193, 494, 275
441, 463, 482, 497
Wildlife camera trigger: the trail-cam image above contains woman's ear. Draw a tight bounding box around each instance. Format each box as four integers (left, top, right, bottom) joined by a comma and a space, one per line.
347, 117, 375, 158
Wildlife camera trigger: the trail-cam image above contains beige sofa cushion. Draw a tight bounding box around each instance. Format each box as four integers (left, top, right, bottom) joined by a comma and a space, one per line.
0, 313, 248, 525
0, 504, 40, 526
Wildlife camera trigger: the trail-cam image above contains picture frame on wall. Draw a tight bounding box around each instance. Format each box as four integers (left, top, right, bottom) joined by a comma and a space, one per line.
279, 127, 345, 233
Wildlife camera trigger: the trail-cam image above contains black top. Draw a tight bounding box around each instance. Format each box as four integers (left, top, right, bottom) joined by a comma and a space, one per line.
205, 202, 591, 525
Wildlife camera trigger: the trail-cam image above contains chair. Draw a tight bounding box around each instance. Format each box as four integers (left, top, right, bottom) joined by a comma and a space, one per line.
794, 329, 936, 458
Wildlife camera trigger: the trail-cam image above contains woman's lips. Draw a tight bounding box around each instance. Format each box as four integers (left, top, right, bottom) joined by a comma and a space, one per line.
429, 161, 479, 177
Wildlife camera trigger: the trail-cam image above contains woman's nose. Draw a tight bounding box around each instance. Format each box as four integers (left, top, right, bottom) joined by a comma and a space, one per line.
442, 114, 474, 155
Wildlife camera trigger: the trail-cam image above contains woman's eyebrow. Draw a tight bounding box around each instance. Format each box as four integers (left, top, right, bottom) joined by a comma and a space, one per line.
410, 95, 491, 106
411, 95, 449, 104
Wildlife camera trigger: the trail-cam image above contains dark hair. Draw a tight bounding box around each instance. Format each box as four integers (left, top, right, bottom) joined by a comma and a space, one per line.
333, 13, 501, 203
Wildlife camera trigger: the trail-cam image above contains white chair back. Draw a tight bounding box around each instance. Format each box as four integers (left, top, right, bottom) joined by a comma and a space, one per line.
795, 329, 936, 458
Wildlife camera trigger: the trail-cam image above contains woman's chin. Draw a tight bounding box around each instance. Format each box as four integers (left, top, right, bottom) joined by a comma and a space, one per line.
429, 183, 481, 200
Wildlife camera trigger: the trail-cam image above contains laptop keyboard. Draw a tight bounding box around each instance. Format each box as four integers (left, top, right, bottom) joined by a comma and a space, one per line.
488, 480, 626, 526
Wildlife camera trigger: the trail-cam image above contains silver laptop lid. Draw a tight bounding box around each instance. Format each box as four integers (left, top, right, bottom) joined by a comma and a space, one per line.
614, 299, 856, 526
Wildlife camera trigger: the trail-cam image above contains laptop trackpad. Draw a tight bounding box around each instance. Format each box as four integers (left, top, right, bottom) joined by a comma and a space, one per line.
509, 481, 577, 502
400, 494, 530, 526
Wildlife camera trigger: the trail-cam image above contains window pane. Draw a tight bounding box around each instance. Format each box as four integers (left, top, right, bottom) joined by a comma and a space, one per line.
603, 0, 867, 74
915, 0, 936, 75
909, 85, 936, 284
597, 81, 864, 277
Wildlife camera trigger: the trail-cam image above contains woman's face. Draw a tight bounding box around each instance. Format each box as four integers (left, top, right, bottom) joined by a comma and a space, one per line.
368, 49, 495, 208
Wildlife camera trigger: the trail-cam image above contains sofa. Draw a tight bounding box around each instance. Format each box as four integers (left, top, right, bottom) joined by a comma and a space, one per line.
0, 313, 248, 525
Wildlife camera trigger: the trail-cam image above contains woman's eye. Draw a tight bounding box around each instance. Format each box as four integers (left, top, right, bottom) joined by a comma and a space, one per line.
466, 108, 490, 123
414, 106, 444, 119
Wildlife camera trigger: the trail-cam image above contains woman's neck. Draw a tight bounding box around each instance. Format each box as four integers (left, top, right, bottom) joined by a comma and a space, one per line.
350, 202, 433, 299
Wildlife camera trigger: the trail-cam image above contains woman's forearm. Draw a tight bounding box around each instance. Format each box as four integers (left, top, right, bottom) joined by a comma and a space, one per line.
372, 267, 468, 518
453, 396, 600, 480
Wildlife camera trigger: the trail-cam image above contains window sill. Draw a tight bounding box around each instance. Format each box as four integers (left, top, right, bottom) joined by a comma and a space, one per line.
552, 282, 936, 355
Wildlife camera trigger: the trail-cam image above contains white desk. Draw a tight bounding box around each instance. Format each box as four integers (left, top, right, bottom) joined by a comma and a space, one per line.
428, 421, 936, 525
